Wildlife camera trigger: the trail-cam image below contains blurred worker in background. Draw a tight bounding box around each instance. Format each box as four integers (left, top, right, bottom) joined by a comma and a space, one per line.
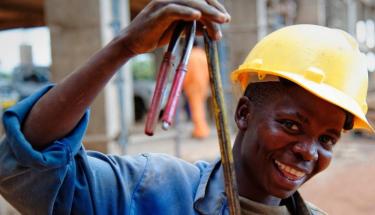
0, 0, 373, 214
183, 40, 210, 139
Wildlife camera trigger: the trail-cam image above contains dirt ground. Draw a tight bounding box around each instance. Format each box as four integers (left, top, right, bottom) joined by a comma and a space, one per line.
300, 136, 375, 215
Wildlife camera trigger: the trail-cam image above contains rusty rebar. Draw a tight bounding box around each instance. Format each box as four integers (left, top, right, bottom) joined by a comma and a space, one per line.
204, 32, 241, 215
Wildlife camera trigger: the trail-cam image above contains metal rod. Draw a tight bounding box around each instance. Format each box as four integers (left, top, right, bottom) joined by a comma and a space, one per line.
203, 32, 241, 215
111, 0, 128, 153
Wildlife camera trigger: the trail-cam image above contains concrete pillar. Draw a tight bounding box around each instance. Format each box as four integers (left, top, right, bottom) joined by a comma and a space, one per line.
347, 0, 358, 35
221, 0, 265, 130
19, 44, 33, 66
100, 0, 133, 154
326, 0, 353, 30
295, 0, 326, 25
223, 0, 261, 73
256, 0, 268, 40
45, 0, 132, 153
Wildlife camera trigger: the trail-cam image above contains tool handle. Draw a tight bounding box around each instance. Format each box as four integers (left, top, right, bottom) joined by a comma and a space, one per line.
161, 64, 188, 130
144, 52, 175, 136
204, 33, 241, 215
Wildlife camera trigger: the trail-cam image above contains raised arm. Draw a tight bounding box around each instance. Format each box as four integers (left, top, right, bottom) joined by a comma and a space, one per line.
21, 0, 230, 149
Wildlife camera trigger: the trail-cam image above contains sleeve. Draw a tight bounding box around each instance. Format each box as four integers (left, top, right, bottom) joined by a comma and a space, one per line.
0, 86, 147, 215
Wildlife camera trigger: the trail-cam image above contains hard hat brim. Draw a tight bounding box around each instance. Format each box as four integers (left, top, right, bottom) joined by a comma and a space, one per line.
231, 68, 375, 133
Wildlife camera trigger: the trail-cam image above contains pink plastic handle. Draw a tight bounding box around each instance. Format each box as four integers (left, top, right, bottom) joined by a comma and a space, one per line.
161, 63, 188, 128
144, 52, 175, 136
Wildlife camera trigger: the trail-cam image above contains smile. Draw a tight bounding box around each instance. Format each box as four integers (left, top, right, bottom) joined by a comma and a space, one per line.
274, 160, 306, 181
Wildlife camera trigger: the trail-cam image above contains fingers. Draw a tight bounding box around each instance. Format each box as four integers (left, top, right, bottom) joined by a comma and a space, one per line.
199, 19, 222, 40
205, 0, 231, 21
172, 0, 230, 23
155, 3, 202, 23
154, 0, 230, 41
121, 0, 230, 54
158, 22, 179, 47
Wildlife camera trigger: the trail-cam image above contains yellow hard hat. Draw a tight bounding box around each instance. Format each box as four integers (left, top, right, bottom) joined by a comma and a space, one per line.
231, 24, 374, 132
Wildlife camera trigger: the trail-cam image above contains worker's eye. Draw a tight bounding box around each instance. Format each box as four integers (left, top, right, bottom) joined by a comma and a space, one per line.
277, 119, 300, 133
318, 135, 336, 150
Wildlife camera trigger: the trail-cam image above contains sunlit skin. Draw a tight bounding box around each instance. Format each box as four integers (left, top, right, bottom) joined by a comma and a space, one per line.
232, 84, 346, 206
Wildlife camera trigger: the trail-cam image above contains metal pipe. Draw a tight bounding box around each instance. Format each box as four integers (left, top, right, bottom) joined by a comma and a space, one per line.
203, 32, 241, 215
111, 0, 128, 153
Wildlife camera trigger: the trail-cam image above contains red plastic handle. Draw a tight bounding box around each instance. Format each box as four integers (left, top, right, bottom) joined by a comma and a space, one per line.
161, 63, 188, 129
144, 52, 175, 136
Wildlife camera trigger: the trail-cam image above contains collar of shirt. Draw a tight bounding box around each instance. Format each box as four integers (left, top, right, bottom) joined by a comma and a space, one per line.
239, 196, 290, 215
193, 158, 227, 214
192, 159, 314, 215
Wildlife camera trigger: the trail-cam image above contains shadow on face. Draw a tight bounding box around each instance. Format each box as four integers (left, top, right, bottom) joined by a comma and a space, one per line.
233, 81, 347, 204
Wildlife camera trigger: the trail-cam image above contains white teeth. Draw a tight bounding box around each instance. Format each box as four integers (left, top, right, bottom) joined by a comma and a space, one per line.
275, 160, 305, 178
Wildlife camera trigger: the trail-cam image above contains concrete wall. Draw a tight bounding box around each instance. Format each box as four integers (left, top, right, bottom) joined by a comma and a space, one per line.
45, 0, 132, 152
223, 0, 260, 73
295, 0, 326, 25
45, 0, 108, 152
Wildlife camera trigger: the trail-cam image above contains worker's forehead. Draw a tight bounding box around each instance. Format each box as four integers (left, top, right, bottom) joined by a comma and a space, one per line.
240, 82, 345, 118
261, 86, 345, 128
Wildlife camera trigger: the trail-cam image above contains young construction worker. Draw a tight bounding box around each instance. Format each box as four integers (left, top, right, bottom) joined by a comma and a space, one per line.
0, 0, 372, 214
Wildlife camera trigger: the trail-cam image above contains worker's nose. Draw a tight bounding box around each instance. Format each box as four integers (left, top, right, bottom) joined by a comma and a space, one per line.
292, 140, 318, 162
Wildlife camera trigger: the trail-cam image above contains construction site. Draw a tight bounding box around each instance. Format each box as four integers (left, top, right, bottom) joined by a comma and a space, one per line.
0, 0, 375, 214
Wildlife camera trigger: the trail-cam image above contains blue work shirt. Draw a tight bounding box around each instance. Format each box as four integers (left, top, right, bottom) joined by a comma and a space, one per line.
0, 86, 229, 215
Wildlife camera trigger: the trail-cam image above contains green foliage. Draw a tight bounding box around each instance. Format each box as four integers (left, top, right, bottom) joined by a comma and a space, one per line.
132, 54, 156, 81
0, 71, 11, 80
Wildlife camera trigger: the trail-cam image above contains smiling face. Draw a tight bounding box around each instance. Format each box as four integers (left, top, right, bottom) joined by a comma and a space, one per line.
233, 82, 346, 205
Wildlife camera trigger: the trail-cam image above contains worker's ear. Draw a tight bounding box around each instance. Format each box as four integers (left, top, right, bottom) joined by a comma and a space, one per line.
235, 96, 253, 131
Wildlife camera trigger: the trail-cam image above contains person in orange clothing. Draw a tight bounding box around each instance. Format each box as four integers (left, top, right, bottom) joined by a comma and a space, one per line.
183, 41, 211, 139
